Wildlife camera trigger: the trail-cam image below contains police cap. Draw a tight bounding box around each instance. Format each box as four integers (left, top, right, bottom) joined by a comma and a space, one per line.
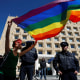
60, 42, 68, 47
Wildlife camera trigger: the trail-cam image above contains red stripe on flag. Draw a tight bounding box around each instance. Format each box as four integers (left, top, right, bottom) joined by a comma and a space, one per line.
69, 15, 80, 22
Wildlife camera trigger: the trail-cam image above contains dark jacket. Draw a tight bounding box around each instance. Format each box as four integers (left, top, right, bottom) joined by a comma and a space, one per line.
21, 47, 38, 65
0, 55, 3, 65
40, 60, 46, 68
53, 51, 79, 73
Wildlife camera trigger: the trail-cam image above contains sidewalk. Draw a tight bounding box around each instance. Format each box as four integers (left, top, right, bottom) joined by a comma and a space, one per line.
22, 75, 80, 80
34, 75, 58, 80
38, 75, 80, 80
46, 75, 58, 80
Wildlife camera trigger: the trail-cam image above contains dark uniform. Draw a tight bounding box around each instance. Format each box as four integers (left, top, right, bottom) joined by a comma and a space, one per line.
0, 55, 3, 80
53, 42, 79, 80
20, 41, 38, 80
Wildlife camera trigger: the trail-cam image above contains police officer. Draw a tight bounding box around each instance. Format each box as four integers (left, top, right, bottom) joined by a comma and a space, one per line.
53, 42, 79, 80
20, 41, 38, 80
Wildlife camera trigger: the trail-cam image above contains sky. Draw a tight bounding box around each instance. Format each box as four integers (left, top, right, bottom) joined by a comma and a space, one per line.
0, 0, 55, 39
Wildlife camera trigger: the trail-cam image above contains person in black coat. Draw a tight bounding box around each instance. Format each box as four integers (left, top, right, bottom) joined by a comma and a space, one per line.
53, 42, 79, 80
40, 57, 46, 80
20, 41, 38, 80
0, 55, 3, 65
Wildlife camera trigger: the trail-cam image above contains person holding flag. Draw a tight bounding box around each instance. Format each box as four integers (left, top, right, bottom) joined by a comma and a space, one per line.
0, 21, 37, 80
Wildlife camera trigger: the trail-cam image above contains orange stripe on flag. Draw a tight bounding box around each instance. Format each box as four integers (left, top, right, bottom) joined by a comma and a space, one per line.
71, 11, 80, 17
32, 26, 64, 40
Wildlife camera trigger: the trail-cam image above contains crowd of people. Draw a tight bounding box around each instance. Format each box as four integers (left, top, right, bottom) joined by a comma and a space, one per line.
0, 20, 79, 80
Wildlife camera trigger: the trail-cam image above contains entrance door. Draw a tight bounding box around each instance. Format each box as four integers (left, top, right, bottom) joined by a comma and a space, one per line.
46, 67, 52, 75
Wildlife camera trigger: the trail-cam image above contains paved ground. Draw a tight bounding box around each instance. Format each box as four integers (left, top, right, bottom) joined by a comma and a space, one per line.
18, 75, 80, 80
33, 75, 80, 80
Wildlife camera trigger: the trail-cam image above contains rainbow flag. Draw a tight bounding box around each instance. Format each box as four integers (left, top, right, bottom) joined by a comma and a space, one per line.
69, 10, 80, 22
52, 0, 74, 3
12, 0, 80, 40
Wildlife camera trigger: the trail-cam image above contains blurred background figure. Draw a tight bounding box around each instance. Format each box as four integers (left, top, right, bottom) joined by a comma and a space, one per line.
40, 57, 46, 80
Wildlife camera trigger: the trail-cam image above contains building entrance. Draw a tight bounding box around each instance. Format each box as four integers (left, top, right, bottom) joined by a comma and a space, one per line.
46, 67, 52, 75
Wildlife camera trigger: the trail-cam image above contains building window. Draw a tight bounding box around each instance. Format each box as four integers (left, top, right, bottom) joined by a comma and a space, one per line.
56, 51, 59, 54
55, 44, 59, 48
54, 37, 59, 41
71, 44, 75, 48
23, 35, 27, 39
39, 51, 43, 54
31, 37, 34, 40
39, 43, 43, 47
15, 35, 19, 39
68, 20, 72, 23
47, 51, 51, 54
69, 38, 74, 42
61, 32, 65, 35
73, 27, 77, 31
24, 30, 27, 33
47, 43, 51, 48
46, 38, 51, 41
67, 27, 71, 31
16, 29, 20, 33
78, 45, 80, 48
76, 38, 80, 42
62, 38, 66, 42
72, 51, 78, 56
75, 33, 79, 36
68, 32, 72, 36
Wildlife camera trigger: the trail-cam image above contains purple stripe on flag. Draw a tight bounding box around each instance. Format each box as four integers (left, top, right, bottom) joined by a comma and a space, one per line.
52, 0, 74, 3
12, 0, 73, 24
12, 3, 59, 24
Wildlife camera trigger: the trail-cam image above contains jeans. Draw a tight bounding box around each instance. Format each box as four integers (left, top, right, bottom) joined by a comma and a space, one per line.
40, 68, 46, 80
20, 65, 34, 80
